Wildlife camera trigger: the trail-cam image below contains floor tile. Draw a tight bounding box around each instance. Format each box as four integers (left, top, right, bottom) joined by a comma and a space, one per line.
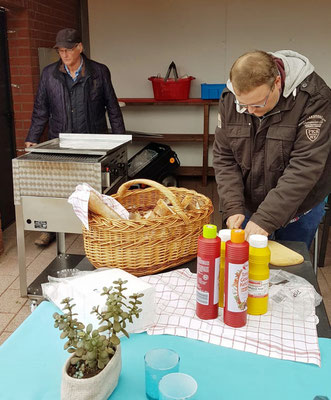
5, 305, 31, 332
0, 289, 28, 313
0, 256, 19, 276
0, 276, 17, 296
0, 313, 15, 331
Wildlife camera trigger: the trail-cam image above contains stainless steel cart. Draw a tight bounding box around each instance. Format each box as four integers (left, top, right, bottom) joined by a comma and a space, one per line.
12, 134, 131, 300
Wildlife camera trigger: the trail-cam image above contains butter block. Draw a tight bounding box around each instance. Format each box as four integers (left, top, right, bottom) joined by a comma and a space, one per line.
42, 268, 155, 334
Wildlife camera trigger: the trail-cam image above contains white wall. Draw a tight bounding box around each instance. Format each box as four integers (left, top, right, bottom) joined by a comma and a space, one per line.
88, 0, 331, 165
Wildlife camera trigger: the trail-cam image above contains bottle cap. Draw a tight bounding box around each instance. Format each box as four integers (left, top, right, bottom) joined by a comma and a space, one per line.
218, 229, 232, 242
249, 234, 268, 248
203, 224, 217, 239
231, 229, 245, 243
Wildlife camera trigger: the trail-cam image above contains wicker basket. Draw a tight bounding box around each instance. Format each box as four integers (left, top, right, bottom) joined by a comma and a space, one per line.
82, 179, 213, 276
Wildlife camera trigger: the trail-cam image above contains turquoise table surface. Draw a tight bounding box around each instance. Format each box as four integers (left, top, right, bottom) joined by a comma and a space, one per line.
0, 301, 330, 400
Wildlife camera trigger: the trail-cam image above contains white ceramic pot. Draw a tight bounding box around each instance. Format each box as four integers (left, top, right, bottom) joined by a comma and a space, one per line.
61, 345, 121, 400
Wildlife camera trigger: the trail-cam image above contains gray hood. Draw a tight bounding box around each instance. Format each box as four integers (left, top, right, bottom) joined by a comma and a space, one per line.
269, 50, 314, 98
226, 50, 315, 110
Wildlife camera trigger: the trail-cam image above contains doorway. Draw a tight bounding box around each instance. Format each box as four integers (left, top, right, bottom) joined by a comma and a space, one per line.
0, 7, 16, 229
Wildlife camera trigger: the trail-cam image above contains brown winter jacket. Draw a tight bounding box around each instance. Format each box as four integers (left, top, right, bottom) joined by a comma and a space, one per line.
213, 71, 331, 234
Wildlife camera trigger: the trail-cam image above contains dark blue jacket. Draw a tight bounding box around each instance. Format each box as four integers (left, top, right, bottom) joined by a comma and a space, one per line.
25, 54, 125, 143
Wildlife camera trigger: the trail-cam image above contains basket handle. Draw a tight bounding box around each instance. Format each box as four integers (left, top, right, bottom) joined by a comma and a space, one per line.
164, 61, 179, 82
116, 179, 190, 224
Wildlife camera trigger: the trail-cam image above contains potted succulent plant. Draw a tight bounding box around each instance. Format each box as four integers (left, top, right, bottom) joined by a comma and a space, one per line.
53, 278, 144, 400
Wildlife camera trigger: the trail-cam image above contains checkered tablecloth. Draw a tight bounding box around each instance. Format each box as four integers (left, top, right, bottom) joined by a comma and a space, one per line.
141, 268, 321, 366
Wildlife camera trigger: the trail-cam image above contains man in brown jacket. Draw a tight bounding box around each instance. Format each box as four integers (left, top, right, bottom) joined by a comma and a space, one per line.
213, 50, 331, 248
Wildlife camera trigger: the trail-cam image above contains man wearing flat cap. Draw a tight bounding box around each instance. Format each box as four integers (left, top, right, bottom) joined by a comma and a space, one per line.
26, 28, 125, 246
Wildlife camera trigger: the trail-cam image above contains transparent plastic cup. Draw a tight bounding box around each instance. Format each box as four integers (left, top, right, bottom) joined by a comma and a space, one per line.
144, 348, 180, 400
158, 373, 198, 400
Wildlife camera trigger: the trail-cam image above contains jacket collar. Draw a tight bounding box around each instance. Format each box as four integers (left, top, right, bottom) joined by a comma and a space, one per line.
53, 53, 93, 82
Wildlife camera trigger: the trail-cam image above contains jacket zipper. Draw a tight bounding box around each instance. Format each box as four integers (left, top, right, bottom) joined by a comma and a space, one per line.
246, 109, 281, 201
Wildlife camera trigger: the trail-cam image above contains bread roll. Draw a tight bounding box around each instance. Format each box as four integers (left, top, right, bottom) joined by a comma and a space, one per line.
88, 191, 121, 220
153, 199, 175, 217
268, 241, 304, 266
181, 194, 194, 210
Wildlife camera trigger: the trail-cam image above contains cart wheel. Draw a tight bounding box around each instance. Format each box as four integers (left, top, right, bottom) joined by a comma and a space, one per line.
161, 175, 178, 187
30, 300, 38, 313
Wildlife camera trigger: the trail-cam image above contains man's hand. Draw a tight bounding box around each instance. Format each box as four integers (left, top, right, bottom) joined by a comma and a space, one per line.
25, 142, 37, 148
244, 220, 269, 240
226, 214, 245, 229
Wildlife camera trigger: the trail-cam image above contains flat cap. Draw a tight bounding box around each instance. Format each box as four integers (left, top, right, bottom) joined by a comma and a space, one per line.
54, 28, 81, 49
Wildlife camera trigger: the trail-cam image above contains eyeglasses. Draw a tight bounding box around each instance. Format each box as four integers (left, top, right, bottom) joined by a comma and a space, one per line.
56, 44, 79, 55
234, 86, 273, 111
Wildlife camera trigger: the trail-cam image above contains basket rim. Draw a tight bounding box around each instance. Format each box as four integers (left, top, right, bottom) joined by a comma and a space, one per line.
85, 186, 213, 228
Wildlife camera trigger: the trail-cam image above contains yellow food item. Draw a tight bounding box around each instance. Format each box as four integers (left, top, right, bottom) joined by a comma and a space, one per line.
267, 241, 304, 266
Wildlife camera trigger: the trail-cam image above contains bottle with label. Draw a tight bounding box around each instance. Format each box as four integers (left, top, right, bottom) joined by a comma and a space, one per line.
196, 224, 221, 320
247, 234, 270, 315
224, 229, 249, 328
218, 229, 232, 308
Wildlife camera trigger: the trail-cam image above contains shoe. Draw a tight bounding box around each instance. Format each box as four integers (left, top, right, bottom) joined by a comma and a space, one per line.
34, 232, 56, 246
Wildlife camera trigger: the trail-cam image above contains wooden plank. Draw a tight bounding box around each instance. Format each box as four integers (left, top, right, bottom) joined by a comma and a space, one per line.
177, 166, 214, 176
119, 98, 218, 106
131, 134, 215, 143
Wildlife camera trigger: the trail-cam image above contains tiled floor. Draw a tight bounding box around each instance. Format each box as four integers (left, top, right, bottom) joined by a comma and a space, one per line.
0, 177, 330, 345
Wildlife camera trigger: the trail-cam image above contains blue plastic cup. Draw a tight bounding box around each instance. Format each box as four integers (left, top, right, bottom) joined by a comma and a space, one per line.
158, 373, 198, 400
144, 348, 180, 400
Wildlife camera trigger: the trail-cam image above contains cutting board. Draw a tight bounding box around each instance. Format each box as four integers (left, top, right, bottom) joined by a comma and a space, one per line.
267, 241, 304, 266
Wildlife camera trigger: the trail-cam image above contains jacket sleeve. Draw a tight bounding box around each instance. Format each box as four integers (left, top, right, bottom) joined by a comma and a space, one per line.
102, 66, 125, 134
213, 98, 246, 220
250, 91, 331, 233
25, 70, 50, 143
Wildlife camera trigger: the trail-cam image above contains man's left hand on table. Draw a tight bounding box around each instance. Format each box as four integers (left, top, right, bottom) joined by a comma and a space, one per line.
244, 220, 269, 240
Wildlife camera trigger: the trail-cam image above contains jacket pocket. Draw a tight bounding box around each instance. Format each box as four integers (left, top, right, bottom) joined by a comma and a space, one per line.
227, 124, 251, 170
90, 78, 103, 101
266, 126, 297, 171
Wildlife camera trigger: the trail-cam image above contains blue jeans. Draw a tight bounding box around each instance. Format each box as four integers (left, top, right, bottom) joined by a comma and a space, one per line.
242, 201, 325, 249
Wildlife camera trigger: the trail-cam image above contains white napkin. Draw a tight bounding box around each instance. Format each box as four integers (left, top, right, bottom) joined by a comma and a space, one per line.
68, 183, 129, 229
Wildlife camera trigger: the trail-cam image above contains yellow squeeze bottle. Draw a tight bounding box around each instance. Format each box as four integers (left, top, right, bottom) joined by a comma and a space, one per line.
247, 234, 270, 315
218, 229, 231, 308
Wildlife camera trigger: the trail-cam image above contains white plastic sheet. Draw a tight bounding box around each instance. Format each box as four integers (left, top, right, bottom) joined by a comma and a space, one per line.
42, 268, 156, 334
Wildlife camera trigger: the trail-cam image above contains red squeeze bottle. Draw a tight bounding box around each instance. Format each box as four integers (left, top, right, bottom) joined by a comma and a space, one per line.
196, 224, 221, 320
224, 229, 249, 328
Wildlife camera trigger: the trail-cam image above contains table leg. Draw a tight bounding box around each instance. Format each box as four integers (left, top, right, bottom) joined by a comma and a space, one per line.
56, 232, 66, 255
202, 104, 210, 186
15, 204, 27, 297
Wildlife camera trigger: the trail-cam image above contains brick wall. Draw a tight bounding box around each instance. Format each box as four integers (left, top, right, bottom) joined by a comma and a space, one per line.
2, 0, 80, 152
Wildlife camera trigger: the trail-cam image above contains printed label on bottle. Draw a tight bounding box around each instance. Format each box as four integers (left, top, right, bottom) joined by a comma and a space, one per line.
227, 261, 248, 312
196, 290, 209, 305
197, 256, 220, 306
248, 279, 269, 298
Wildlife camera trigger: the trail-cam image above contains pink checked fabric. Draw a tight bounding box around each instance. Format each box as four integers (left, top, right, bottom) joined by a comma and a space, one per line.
141, 269, 321, 366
